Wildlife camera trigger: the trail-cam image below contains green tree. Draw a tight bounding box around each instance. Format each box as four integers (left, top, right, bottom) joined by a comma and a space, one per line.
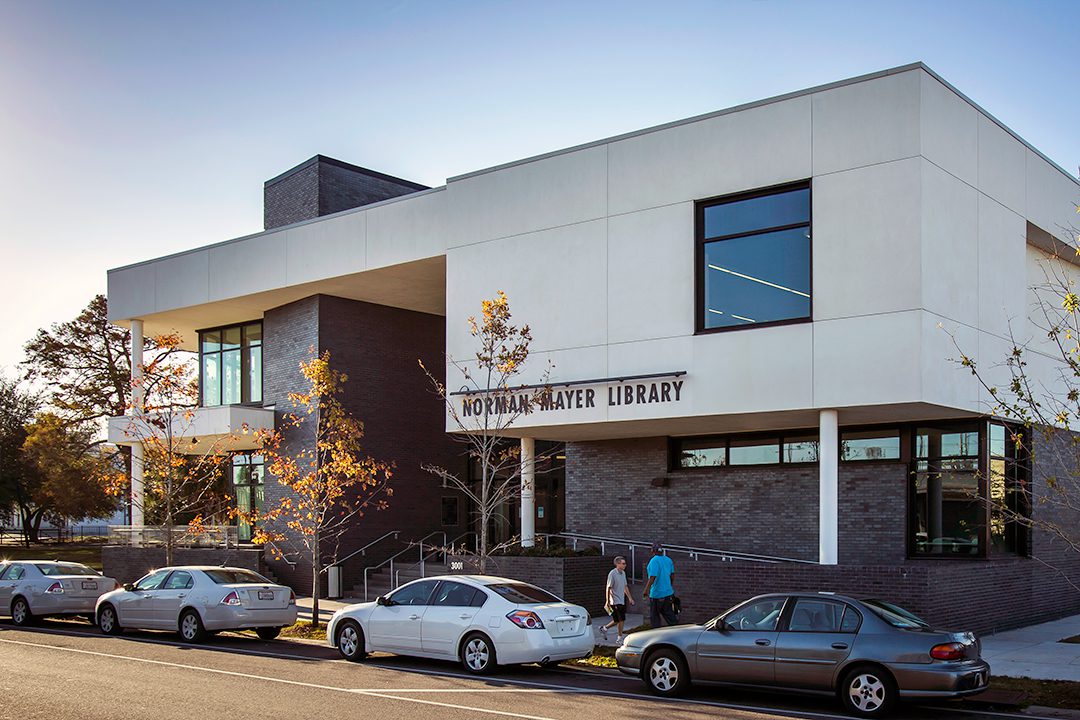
0, 376, 42, 545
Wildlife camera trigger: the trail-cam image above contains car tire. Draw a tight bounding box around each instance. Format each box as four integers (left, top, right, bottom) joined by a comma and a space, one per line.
460, 632, 498, 675
10, 596, 34, 627
178, 609, 208, 643
643, 648, 690, 697
97, 604, 122, 635
255, 627, 281, 641
840, 665, 898, 717
336, 620, 367, 662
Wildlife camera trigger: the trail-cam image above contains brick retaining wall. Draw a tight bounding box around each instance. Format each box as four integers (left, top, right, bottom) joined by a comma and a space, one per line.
102, 546, 269, 584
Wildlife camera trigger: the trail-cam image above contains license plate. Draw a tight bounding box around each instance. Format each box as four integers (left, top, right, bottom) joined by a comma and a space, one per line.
81, 581, 97, 590
258, 590, 275, 601
557, 619, 574, 632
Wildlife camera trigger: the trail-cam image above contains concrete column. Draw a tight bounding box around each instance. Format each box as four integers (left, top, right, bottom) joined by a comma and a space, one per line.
130, 320, 144, 531
819, 409, 839, 565
520, 437, 535, 548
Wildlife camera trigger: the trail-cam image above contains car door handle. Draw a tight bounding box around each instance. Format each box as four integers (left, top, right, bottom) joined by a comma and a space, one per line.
409, 614, 420, 620
755, 639, 771, 646
831, 642, 849, 650
459, 613, 471, 620
177, 594, 186, 599
141, 594, 152, 599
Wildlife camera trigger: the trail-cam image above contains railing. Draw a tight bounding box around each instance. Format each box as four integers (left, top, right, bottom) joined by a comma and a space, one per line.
331, 530, 401, 570
363, 531, 446, 601
0, 526, 111, 544
107, 525, 239, 549
540, 531, 818, 583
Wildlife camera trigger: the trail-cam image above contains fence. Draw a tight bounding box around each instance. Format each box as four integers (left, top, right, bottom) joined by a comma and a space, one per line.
107, 525, 240, 549
0, 526, 111, 544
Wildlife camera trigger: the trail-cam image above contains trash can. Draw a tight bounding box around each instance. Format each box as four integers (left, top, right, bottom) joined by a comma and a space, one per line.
327, 565, 343, 599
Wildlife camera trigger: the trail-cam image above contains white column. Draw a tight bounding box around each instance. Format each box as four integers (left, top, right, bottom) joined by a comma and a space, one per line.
130, 319, 145, 531
520, 437, 535, 548
818, 409, 839, 565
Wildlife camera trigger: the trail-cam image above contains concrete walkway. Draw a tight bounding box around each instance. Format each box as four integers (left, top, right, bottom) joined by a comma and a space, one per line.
982, 614, 1080, 681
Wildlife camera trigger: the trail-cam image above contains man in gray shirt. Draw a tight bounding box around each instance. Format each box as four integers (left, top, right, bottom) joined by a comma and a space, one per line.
600, 556, 634, 643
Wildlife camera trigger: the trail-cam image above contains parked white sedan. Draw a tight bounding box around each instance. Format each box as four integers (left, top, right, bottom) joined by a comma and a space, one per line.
1, 560, 118, 626
95, 566, 297, 642
327, 575, 593, 674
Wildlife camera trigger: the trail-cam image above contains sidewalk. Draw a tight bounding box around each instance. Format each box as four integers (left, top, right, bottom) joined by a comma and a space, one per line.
295, 596, 352, 624
982, 614, 1080, 681
593, 612, 645, 646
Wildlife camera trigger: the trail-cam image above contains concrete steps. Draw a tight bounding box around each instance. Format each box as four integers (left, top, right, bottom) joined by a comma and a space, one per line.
346, 561, 452, 601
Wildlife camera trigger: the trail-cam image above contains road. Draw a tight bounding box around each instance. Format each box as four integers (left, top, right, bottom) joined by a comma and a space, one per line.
0, 621, 1052, 720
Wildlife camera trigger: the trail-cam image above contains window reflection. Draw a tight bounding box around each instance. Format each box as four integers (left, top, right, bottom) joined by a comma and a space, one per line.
199, 321, 263, 407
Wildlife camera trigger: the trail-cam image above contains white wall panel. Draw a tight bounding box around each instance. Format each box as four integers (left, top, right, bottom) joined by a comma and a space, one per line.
812, 70, 921, 176
285, 213, 366, 287
920, 73, 978, 186
367, 188, 448, 268
444, 146, 608, 249
607, 96, 811, 216
1026, 149, 1080, 243
977, 115, 1027, 217
812, 158, 922, 321
922, 313, 980, 411
977, 195, 1026, 339
209, 231, 287, 301
921, 161, 979, 326
607, 204, 695, 344
107, 264, 157, 320
154, 250, 209, 312
813, 311, 922, 407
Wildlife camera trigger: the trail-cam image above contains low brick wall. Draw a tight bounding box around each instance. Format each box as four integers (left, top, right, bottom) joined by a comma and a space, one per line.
102, 546, 269, 584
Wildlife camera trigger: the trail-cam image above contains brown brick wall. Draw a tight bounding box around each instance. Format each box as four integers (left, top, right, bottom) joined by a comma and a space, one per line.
102, 546, 269, 585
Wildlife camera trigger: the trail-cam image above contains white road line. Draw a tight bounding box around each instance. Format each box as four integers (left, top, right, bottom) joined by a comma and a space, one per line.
357, 691, 557, 720
351, 689, 572, 693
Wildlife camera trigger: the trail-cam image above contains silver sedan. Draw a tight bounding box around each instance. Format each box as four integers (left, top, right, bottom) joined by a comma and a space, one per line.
95, 565, 297, 642
1, 560, 118, 626
616, 592, 990, 717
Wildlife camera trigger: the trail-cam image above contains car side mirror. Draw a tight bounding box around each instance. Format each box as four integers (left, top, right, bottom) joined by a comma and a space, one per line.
376, 595, 392, 606
714, 619, 730, 631
123, 582, 134, 592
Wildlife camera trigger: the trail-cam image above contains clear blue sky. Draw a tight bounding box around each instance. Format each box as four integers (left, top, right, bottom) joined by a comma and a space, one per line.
1, 0, 1077, 373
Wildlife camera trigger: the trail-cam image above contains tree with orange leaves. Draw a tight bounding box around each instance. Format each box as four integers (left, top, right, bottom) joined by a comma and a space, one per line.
252, 351, 392, 628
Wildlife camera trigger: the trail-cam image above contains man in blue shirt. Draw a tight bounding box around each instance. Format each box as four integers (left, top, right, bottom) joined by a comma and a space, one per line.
642, 542, 678, 627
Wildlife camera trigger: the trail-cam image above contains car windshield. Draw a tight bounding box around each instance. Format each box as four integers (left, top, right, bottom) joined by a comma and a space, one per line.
203, 569, 270, 585
861, 599, 930, 629
36, 563, 98, 577
486, 583, 560, 604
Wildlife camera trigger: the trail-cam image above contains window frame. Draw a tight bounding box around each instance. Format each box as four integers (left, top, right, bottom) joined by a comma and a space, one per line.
695, 180, 813, 335
197, 320, 263, 408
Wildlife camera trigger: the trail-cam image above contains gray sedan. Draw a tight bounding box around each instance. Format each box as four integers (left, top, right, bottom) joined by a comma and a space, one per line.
96, 566, 297, 642
615, 592, 989, 717
1, 560, 118, 625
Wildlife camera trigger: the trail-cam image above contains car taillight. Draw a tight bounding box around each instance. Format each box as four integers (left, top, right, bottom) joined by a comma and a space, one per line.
506, 610, 545, 629
930, 642, 966, 661
288, 589, 296, 605
45, 582, 64, 594
220, 591, 242, 606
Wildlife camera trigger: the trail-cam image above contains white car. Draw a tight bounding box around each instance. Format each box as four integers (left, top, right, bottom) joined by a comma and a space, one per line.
327, 575, 594, 674
1, 560, 119, 626
95, 565, 297, 642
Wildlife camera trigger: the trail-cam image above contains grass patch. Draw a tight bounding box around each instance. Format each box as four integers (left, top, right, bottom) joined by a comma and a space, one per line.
985, 676, 1080, 710
277, 622, 328, 642
0, 544, 104, 571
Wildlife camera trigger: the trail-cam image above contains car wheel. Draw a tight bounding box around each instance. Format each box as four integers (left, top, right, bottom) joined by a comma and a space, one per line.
10, 597, 33, 627
178, 609, 207, 643
643, 648, 690, 697
840, 665, 898, 717
461, 632, 497, 675
255, 627, 281, 641
97, 604, 122, 635
336, 620, 367, 662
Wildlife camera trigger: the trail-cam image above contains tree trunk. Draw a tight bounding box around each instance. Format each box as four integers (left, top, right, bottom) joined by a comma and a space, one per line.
311, 544, 321, 629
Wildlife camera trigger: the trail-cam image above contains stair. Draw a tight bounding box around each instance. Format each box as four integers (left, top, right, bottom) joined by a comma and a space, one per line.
346, 561, 452, 601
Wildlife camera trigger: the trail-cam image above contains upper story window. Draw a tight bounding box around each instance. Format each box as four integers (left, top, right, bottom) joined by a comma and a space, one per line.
199, 322, 262, 406
696, 183, 811, 332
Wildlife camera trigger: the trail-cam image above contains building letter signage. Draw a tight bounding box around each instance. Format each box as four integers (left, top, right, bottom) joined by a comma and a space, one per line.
461, 376, 685, 417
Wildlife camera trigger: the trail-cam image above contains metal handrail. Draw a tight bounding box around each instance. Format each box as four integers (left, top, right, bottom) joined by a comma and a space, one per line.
332, 530, 401, 569
363, 531, 446, 601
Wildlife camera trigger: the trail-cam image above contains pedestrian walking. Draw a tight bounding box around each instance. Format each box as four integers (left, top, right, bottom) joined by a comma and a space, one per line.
642, 541, 677, 628
599, 556, 634, 643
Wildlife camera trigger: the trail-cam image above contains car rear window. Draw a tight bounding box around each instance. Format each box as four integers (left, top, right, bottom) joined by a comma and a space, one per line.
203, 569, 270, 584
36, 563, 98, 577
861, 599, 930, 629
486, 583, 560, 604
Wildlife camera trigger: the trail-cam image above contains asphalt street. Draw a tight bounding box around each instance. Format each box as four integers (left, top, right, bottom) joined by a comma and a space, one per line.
0, 620, 1057, 720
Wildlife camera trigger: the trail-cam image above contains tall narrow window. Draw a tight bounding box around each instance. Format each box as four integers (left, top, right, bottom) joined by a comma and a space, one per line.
910, 425, 981, 557
697, 183, 811, 332
989, 422, 1030, 556
199, 321, 263, 406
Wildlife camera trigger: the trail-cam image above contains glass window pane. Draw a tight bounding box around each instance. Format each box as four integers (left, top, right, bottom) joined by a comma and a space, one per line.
244, 323, 262, 346
201, 330, 220, 354
783, 437, 818, 463
704, 227, 811, 329
724, 597, 786, 631
222, 349, 241, 404
222, 326, 241, 350
788, 599, 843, 632
202, 354, 221, 406
729, 438, 779, 465
913, 470, 981, 555
678, 439, 726, 468
840, 606, 861, 633
841, 431, 900, 461
248, 346, 262, 403
704, 188, 810, 239
990, 423, 1006, 458
915, 428, 979, 458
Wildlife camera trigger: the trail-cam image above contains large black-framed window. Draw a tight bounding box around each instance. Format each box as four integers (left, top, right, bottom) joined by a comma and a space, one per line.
199, 321, 262, 407
696, 182, 812, 333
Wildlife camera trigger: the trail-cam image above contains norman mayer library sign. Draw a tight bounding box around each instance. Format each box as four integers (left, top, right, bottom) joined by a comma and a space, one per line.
455, 371, 687, 417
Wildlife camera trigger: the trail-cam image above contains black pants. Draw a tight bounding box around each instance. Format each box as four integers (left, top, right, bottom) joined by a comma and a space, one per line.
650, 595, 678, 627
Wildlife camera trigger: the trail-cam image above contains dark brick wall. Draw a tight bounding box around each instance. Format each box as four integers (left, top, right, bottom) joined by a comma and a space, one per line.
102, 546, 268, 585
264, 156, 428, 230
453, 555, 615, 616
258, 294, 466, 592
